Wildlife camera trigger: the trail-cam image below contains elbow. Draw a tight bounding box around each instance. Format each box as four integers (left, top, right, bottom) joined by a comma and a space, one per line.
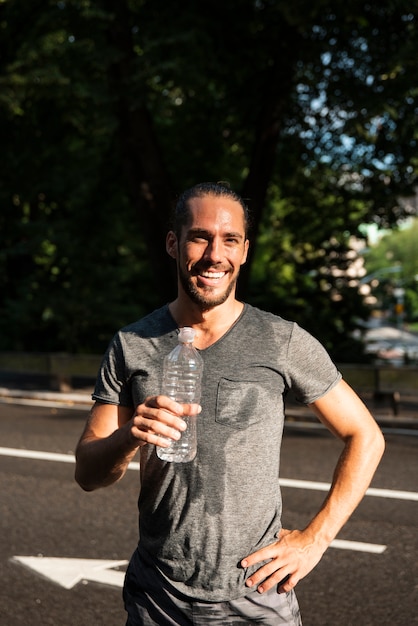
360, 422, 385, 467
371, 417, 385, 457
74, 442, 102, 491
372, 430, 385, 476
76, 481, 96, 493
375, 427, 386, 460
74, 454, 103, 492
74, 458, 123, 491
74, 467, 97, 492
345, 420, 385, 467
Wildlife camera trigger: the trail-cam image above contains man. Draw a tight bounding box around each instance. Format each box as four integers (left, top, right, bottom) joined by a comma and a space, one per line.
75, 182, 385, 625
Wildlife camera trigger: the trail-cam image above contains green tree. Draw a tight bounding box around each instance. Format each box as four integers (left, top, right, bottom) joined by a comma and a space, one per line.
364, 216, 418, 321
0, 0, 417, 357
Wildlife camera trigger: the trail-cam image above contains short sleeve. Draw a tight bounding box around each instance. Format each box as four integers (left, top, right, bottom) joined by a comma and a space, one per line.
92, 332, 134, 407
286, 324, 342, 404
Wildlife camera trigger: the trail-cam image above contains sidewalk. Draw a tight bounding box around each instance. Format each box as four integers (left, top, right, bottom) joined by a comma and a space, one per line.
0, 373, 94, 409
285, 389, 418, 430
1, 374, 417, 430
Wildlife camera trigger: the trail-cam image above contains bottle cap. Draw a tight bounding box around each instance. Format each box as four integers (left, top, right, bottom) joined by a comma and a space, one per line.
178, 327, 195, 343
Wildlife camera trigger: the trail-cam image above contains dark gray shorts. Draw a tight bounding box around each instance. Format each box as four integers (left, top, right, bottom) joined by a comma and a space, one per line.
123, 549, 302, 626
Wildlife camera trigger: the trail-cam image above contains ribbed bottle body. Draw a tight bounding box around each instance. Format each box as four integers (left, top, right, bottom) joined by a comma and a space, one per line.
157, 330, 203, 462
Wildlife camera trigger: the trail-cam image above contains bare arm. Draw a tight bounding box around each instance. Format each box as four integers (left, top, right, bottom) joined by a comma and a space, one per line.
74, 397, 201, 491
241, 379, 385, 593
74, 402, 139, 491
300, 379, 385, 546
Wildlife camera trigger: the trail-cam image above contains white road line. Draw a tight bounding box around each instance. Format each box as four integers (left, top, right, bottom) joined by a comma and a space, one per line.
0, 447, 392, 554
0, 447, 75, 463
279, 477, 418, 501
0, 397, 91, 410
330, 539, 386, 553
1, 447, 417, 503
12, 556, 128, 590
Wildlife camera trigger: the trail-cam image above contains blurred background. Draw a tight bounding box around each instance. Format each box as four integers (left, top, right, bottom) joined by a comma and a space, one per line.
1, 0, 417, 371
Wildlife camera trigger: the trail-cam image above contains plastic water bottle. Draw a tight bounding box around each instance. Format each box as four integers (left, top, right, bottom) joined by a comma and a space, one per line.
156, 327, 203, 462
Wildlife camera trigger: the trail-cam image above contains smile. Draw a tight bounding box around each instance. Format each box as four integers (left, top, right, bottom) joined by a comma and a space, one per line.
200, 271, 226, 280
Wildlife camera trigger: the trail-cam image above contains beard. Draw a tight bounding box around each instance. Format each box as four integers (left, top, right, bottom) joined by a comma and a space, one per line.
178, 263, 239, 309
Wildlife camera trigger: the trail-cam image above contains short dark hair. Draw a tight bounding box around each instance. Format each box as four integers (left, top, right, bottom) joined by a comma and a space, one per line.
171, 182, 251, 238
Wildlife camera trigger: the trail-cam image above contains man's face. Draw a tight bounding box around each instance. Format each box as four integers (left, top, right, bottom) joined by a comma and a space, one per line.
167, 195, 249, 309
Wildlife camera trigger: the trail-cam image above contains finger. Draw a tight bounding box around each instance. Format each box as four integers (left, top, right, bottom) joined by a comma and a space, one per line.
241, 543, 277, 569
152, 396, 202, 415
244, 558, 286, 589
276, 528, 291, 540
252, 569, 292, 595
257, 572, 296, 595
136, 402, 188, 430
278, 573, 299, 594
130, 428, 175, 447
131, 415, 184, 444
180, 403, 202, 416
153, 395, 185, 414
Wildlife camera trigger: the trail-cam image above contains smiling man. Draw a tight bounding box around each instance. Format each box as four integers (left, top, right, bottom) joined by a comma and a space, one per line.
168, 190, 249, 311
166, 188, 250, 342
75, 182, 384, 625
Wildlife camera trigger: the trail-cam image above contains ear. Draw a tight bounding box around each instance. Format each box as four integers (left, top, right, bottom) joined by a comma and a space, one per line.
166, 231, 178, 259
240, 239, 250, 266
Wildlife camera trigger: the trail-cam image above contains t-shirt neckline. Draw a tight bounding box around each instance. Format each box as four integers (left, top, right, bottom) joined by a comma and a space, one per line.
164, 303, 248, 353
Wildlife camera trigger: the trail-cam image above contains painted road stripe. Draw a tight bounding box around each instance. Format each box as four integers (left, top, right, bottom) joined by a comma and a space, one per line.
1, 447, 417, 503
1, 447, 391, 555
330, 539, 386, 553
278, 477, 418, 501
10, 542, 384, 589
12, 556, 128, 590
0, 447, 75, 463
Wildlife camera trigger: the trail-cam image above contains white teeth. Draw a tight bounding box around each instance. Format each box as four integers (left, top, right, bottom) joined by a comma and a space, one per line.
201, 271, 225, 279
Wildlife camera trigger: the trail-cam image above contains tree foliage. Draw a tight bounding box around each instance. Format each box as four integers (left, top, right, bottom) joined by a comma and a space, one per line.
364, 217, 418, 321
0, 0, 417, 357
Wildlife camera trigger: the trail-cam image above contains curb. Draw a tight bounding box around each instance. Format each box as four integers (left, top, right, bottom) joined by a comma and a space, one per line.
285, 407, 418, 430
1, 387, 417, 428
0, 387, 92, 410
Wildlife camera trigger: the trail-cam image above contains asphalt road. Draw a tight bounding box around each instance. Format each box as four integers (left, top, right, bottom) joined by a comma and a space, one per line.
0, 402, 417, 626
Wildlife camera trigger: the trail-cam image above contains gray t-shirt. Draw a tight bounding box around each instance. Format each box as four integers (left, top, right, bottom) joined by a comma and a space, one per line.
93, 303, 341, 601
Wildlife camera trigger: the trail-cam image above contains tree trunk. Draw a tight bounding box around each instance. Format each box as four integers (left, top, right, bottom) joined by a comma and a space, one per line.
104, 1, 177, 302
239, 37, 298, 299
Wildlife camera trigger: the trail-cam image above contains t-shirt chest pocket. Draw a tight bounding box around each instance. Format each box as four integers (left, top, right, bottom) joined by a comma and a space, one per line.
215, 377, 280, 430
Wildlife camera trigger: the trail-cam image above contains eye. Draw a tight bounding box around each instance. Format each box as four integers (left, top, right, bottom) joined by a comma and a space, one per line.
191, 236, 209, 244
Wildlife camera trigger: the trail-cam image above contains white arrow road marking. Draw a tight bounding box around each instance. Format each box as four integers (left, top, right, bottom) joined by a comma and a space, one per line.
12, 537, 385, 593
13, 539, 384, 593
12, 556, 128, 590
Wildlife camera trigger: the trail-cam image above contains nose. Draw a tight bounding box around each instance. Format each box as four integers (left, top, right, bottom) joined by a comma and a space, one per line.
203, 237, 223, 263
